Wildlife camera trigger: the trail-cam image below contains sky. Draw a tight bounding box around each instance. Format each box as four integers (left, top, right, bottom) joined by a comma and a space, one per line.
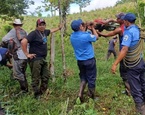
27, 0, 119, 16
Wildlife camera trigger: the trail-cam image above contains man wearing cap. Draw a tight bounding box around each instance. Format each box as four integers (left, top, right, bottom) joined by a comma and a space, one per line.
21, 18, 62, 99
112, 13, 145, 114
70, 19, 98, 102
2, 19, 28, 93
97, 12, 131, 96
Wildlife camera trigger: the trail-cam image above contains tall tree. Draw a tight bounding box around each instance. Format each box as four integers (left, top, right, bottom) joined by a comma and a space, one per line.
116, 0, 145, 27
58, 0, 71, 80
135, 0, 145, 26
115, 0, 134, 5
41, 0, 58, 17
0, 0, 34, 17
73, 0, 91, 13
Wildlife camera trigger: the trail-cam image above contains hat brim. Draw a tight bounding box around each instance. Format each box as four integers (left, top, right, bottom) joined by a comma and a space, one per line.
9, 23, 23, 25
37, 21, 46, 25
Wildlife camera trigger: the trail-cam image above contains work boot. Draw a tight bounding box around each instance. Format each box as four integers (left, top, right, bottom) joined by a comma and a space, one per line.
124, 81, 131, 96
88, 88, 99, 101
33, 87, 42, 99
34, 91, 42, 99
18, 79, 28, 92
136, 103, 145, 115
78, 81, 86, 102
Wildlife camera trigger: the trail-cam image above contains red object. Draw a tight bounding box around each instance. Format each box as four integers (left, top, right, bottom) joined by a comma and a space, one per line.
94, 19, 105, 24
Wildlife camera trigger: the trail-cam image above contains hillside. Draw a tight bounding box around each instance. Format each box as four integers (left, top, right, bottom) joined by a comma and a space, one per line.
0, 2, 143, 115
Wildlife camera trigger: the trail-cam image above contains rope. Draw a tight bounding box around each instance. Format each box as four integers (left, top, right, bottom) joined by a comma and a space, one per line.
123, 35, 144, 68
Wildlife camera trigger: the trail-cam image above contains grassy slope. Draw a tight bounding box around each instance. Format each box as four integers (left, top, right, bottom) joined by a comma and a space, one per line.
0, 2, 142, 115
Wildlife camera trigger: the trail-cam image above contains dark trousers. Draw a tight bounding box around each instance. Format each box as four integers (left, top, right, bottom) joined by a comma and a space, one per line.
127, 59, 145, 104
106, 50, 116, 60
29, 58, 49, 95
77, 58, 97, 88
119, 60, 128, 82
0, 54, 7, 66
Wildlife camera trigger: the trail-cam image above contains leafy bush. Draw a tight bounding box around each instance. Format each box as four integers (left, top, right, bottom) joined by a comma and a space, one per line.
3, 25, 12, 33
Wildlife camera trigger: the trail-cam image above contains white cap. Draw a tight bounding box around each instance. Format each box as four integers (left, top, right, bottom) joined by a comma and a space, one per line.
13, 19, 23, 25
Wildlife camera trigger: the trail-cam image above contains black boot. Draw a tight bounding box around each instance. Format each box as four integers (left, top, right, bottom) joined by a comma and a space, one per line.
88, 88, 95, 99
18, 78, 28, 93
78, 81, 86, 102
88, 88, 99, 101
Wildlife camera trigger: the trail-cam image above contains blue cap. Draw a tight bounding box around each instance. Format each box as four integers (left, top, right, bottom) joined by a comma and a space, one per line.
122, 13, 136, 22
71, 19, 83, 31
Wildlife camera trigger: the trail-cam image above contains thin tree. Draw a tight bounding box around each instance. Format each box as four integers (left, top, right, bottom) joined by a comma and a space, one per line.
73, 0, 91, 13
134, 0, 142, 27
58, 0, 69, 81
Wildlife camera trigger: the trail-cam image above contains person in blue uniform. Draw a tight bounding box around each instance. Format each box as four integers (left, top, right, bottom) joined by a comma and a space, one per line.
70, 19, 98, 102
111, 13, 145, 114
0, 47, 12, 68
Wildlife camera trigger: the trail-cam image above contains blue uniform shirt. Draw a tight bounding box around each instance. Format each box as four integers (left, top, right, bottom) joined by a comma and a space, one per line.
0, 48, 8, 55
122, 25, 139, 47
70, 31, 97, 60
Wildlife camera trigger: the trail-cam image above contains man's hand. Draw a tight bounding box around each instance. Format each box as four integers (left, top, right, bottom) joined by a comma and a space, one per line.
58, 23, 64, 30
27, 54, 36, 59
111, 63, 117, 74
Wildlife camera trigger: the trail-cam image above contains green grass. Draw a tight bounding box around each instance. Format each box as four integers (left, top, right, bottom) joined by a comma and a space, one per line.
0, 37, 139, 115
0, 2, 142, 115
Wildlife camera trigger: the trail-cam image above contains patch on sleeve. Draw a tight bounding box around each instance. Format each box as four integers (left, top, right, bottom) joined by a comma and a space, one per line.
90, 34, 95, 38
123, 35, 128, 41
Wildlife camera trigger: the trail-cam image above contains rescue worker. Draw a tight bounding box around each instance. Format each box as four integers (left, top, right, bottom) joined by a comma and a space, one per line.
70, 19, 98, 102
111, 13, 145, 115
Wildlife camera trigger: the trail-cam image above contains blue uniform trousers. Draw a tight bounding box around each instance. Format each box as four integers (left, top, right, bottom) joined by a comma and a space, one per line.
127, 59, 145, 104
77, 57, 97, 88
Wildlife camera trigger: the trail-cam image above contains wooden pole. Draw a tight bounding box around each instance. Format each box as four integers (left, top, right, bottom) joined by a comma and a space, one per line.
49, 33, 55, 82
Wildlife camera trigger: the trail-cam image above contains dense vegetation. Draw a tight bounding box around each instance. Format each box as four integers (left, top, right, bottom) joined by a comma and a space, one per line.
0, 2, 144, 115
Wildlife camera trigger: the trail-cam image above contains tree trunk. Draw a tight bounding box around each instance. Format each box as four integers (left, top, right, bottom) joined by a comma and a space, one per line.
49, 33, 55, 82
79, 5, 82, 13
58, 0, 67, 81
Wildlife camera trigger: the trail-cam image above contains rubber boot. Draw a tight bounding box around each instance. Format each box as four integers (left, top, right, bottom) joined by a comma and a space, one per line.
88, 88, 99, 101
78, 81, 86, 102
18, 76, 28, 93
124, 81, 131, 96
88, 88, 95, 99
136, 103, 145, 115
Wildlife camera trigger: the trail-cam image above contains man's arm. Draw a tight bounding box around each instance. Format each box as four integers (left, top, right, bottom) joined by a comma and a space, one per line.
113, 39, 117, 45
5, 51, 13, 68
91, 28, 99, 39
97, 27, 122, 37
87, 24, 98, 39
111, 46, 128, 74
21, 38, 36, 59
21, 38, 28, 56
103, 19, 118, 24
50, 24, 63, 33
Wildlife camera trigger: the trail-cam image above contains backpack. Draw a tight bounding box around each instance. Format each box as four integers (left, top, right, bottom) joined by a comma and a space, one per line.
1, 28, 27, 57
